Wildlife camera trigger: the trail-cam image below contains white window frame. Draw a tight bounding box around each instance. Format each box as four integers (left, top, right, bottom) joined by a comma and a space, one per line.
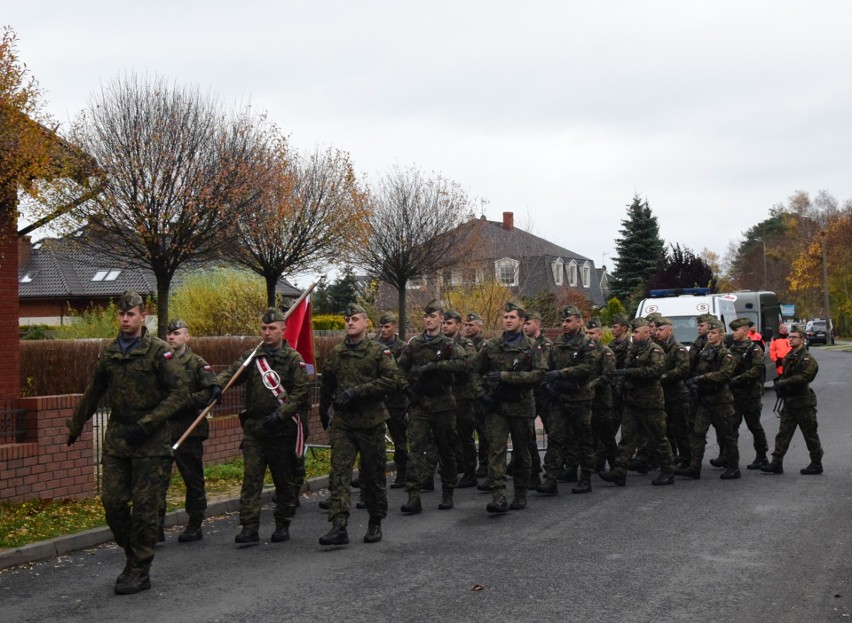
567, 260, 578, 287
551, 258, 564, 286
494, 257, 519, 286
91, 270, 108, 282
582, 262, 591, 288
105, 269, 122, 281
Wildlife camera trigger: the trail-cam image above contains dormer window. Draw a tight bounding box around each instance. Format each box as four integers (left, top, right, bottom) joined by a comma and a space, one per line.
551, 258, 564, 286
495, 257, 519, 286
582, 262, 591, 288
567, 260, 578, 287
20, 271, 37, 284
92, 269, 122, 282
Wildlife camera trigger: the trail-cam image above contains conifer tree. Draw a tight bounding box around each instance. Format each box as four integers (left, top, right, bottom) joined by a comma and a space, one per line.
610, 193, 665, 305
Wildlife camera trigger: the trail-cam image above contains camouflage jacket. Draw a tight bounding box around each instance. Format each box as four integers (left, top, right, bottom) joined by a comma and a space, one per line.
320, 338, 399, 429
610, 336, 631, 369
776, 345, 818, 408
470, 333, 487, 353
397, 332, 467, 413
532, 333, 554, 413
691, 344, 735, 405
689, 333, 709, 374
590, 341, 615, 408
620, 339, 666, 409
728, 338, 765, 400
169, 347, 219, 441
218, 342, 309, 439
449, 333, 479, 401
546, 330, 598, 402
473, 331, 546, 418
68, 327, 189, 458
376, 334, 407, 410
658, 336, 690, 401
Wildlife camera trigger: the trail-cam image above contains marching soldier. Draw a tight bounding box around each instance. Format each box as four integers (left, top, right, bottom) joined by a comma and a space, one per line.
376, 312, 409, 489
218, 307, 309, 545
599, 318, 674, 487
465, 311, 490, 478
443, 309, 480, 488
675, 318, 740, 480
653, 317, 691, 467
473, 301, 547, 513
397, 300, 467, 514
761, 327, 824, 475
67, 290, 189, 595
538, 305, 598, 496
318, 304, 399, 545
522, 311, 553, 488
160, 319, 221, 543
585, 317, 618, 472
727, 318, 770, 470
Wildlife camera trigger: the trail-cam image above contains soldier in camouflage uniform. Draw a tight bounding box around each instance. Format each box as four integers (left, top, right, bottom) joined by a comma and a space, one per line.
159, 319, 221, 543
473, 301, 546, 513
218, 307, 309, 545
538, 305, 598, 496
727, 318, 770, 470
67, 290, 189, 595
585, 318, 618, 472
443, 309, 480, 488
397, 300, 467, 513
465, 311, 490, 478
608, 314, 630, 425
675, 318, 740, 480
318, 304, 399, 545
376, 312, 409, 488
761, 327, 824, 475
653, 317, 691, 467
599, 318, 674, 487
522, 311, 552, 488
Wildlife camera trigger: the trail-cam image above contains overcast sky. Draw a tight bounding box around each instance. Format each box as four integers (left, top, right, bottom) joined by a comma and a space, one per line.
7, 1, 852, 272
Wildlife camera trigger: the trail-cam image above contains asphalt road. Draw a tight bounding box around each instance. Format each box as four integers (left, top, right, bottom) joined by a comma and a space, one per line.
2, 347, 851, 623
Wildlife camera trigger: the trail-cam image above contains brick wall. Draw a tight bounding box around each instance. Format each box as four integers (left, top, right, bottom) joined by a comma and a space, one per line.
0, 210, 21, 401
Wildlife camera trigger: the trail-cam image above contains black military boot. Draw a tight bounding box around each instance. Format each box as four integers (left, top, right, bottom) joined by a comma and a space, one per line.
760, 460, 783, 474
400, 495, 422, 515
438, 490, 454, 510
486, 491, 509, 514
527, 472, 542, 489
420, 478, 435, 492
157, 527, 166, 543
709, 456, 725, 468
116, 558, 132, 585
626, 458, 647, 474
474, 464, 488, 478
556, 465, 578, 482
318, 522, 349, 546
509, 488, 527, 510
389, 471, 406, 489
536, 477, 558, 496
652, 472, 675, 486
364, 518, 382, 544
271, 520, 290, 542
457, 475, 478, 488
720, 467, 741, 480
800, 462, 823, 475
178, 516, 203, 543
477, 478, 497, 492
114, 567, 151, 595
673, 465, 701, 479
598, 470, 626, 486
746, 453, 768, 470
356, 489, 367, 509
571, 471, 592, 494
234, 524, 260, 544
318, 497, 330, 510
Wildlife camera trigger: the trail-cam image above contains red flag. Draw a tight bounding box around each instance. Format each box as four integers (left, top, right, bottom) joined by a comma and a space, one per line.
284, 294, 316, 379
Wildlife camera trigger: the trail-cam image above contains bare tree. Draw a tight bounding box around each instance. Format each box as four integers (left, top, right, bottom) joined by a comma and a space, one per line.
58, 73, 272, 336
351, 165, 476, 332
230, 142, 365, 306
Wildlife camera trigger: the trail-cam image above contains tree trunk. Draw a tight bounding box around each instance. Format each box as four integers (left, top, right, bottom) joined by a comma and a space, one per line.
397, 279, 407, 340
155, 275, 172, 340
265, 274, 278, 308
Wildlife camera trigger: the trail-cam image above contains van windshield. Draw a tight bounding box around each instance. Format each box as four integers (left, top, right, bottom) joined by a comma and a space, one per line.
670, 316, 699, 345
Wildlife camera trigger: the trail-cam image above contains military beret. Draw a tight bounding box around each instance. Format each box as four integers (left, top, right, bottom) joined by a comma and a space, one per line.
504, 301, 525, 316
586, 316, 602, 329
466, 312, 483, 323
630, 317, 650, 329
525, 311, 542, 322
610, 314, 629, 327
697, 313, 717, 324
728, 317, 751, 331
654, 317, 673, 327
444, 309, 462, 322
117, 290, 144, 312
706, 318, 725, 330
645, 312, 662, 321
262, 307, 287, 323
424, 299, 444, 315
166, 318, 189, 333
560, 305, 581, 319
344, 303, 367, 317
379, 312, 397, 325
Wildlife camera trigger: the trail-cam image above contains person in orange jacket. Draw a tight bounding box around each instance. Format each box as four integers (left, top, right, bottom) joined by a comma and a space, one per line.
769, 324, 792, 375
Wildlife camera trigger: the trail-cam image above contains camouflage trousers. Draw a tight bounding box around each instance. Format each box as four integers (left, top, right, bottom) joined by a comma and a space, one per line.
454, 397, 478, 479
160, 437, 207, 528
732, 397, 769, 454
614, 405, 673, 475
239, 433, 299, 528
328, 422, 388, 525
591, 400, 620, 470
474, 402, 490, 471
543, 400, 594, 477
689, 402, 738, 470
485, 411, 531, 493
771, 405, 823, 463
406, 407, 458, 495
664, 396, 692, 461
102, 454, 172, 570
385, 407, 409, 479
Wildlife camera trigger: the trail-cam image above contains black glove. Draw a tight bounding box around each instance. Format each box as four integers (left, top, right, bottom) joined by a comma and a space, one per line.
403, 386, 420, 405
320, 410, 330, 430
613, 368, 631, 377
556, 380, 580, 393
333, 388, 358, 408
263, 412, 283, 433
685, 377, 699, 389
208, 384, 223, 406
67, 434, 78, 447
416, 363, 433, 376
479, 394, 499, 411
775, 358, 783, 367
543, 370, 563, 383
125, 423, 148, 446
486, 371, 503, 382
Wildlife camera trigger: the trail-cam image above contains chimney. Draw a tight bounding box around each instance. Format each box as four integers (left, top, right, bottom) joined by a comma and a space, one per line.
18, 235, 32, 268
502, 211, 514, 231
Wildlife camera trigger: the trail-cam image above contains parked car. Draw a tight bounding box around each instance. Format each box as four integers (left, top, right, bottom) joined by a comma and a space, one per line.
806, 319, 834, 345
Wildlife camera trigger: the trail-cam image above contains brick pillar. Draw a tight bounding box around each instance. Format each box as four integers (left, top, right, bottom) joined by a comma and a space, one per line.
0, 200, 21, 401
